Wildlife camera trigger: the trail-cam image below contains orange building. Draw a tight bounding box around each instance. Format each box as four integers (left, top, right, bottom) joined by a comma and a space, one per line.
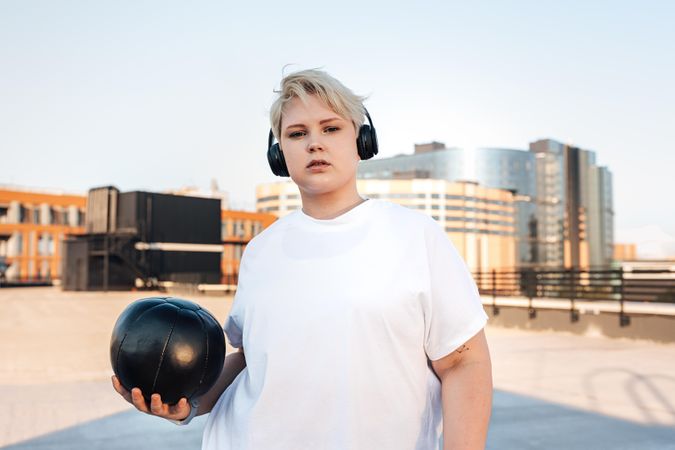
0, 187, 87, 282
221, 210, 277, 284
614, 243, 637, 261
1, 186, 278, 285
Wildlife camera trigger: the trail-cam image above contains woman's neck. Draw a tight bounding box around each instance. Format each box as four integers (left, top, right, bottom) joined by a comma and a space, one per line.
300, 192, 367, 220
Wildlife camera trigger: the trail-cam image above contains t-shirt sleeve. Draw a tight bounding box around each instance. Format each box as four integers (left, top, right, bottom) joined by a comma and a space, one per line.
422, 219, 489, 361
223, 303, 243, 349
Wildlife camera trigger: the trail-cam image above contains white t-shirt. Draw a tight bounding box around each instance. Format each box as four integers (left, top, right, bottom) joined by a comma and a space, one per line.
202, 198, 488, 450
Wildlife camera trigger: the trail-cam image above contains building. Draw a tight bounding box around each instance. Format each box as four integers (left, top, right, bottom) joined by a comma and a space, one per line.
358, 139, 614, 269
0, 186, 86, 282
358, 144, 536, 268
462, 148, 537, 268
63, 186, 279, 290
356, 143, 464, 181
221, 210, 276, 284
166, 184, 277, 285
64, 187, 226, 290
614, 243, 637, 261
256, 179, 516, 272
530, 139, 614, 268
0, 185, 277, 286
529, 139, 566, 267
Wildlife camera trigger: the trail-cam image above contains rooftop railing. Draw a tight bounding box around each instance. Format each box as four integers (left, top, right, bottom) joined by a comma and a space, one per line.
473, 267, 675, 327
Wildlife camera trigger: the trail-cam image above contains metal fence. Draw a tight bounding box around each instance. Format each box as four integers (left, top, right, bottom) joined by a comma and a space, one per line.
473, 267, 675, 326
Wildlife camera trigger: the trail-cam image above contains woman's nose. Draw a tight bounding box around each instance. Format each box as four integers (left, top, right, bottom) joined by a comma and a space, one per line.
307, 137, 324, 152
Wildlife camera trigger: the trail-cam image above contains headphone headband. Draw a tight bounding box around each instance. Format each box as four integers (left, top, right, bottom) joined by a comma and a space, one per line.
363, 108, 374, 130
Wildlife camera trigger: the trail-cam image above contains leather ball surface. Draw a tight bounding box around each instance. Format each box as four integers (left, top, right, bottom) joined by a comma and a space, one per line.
110, 297, 226, 405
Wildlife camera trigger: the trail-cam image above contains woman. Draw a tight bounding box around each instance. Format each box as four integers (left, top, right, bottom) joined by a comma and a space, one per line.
113, 68, 493, 450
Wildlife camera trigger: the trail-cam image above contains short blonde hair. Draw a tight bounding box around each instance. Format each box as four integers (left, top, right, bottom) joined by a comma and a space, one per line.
270, 69, 367, 141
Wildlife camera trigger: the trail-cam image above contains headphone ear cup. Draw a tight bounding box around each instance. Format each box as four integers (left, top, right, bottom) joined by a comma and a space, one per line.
357, 124, 379, 160
267, 143, 290, 177
369, 125, 379, 158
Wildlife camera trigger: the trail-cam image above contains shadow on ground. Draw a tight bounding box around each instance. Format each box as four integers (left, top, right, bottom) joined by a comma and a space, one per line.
4, 390, 675, 450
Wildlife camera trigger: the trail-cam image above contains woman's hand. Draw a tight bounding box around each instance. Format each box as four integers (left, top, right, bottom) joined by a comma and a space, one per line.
111, 375, 191, 421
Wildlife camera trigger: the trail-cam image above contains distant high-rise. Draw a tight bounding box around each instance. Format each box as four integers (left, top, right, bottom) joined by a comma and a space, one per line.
414, 141, 446, 154
357, 144, 463, 181
358, 139, 614, 269
529, 139, 566, 267
529, 139, 614, 268
358, 144, 538, 268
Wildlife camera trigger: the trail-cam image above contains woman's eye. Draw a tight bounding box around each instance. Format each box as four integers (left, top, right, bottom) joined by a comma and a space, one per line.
324, 126, 339, 133
288, 131, 305, 139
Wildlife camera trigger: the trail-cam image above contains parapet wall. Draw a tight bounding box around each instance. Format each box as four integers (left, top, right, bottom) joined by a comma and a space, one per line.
482, 296, 675, 343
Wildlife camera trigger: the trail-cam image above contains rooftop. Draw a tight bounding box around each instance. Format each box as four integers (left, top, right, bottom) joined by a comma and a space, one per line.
1, 287, 673, 449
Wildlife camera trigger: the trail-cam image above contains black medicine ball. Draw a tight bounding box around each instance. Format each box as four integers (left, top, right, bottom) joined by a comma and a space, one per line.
110, 297, 226, 405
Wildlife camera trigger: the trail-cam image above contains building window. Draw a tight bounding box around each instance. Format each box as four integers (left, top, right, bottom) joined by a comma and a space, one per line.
39, 260, 51, 280
38, 234, 48, 256
52, 207, 64, 225
222, 219, 231, 237
27, 232, 35, 255
234, 221, 245, 238
258, 195, 279, 203
10, 233, 23, 256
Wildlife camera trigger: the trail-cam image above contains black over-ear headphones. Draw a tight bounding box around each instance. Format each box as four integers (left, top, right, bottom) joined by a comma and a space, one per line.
267, 109, 379, 177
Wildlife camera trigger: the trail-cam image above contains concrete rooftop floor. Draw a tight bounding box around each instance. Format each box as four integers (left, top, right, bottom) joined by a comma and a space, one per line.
1, 287, 673, 449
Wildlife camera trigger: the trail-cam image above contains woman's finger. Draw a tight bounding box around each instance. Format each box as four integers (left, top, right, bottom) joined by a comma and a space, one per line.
111, 376, 132, 404
131, 388, 150, 413
150, 393, 165, 416
118, 383, 190, 421
167, 398, 190, 420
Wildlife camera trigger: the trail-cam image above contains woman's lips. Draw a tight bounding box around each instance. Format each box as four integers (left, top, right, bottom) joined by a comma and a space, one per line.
307, 162, 331, 172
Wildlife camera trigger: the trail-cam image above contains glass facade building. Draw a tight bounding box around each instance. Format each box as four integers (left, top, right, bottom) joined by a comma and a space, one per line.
358, 146, 538, 268
530, 139, 566, 267
530, 139, 614, 268
356, 146, 465, 181
358, 139, 614, 269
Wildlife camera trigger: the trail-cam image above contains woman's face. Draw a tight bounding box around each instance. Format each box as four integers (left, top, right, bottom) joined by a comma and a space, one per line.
279, 94, 360, 197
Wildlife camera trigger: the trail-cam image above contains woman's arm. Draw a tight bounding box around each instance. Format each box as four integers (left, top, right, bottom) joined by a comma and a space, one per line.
431, 329, 493, 450
195, 348, 246, 416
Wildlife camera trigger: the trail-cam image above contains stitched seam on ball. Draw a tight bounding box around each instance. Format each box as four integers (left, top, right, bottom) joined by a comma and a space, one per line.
198, 312, 209, 387
114, 301, 167, 382
151, 308, 178, 395
127, 301, 168, 327
114, 333, 129, 383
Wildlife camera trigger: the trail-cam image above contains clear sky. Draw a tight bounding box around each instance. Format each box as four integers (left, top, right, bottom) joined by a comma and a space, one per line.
1, 0, 673, 236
